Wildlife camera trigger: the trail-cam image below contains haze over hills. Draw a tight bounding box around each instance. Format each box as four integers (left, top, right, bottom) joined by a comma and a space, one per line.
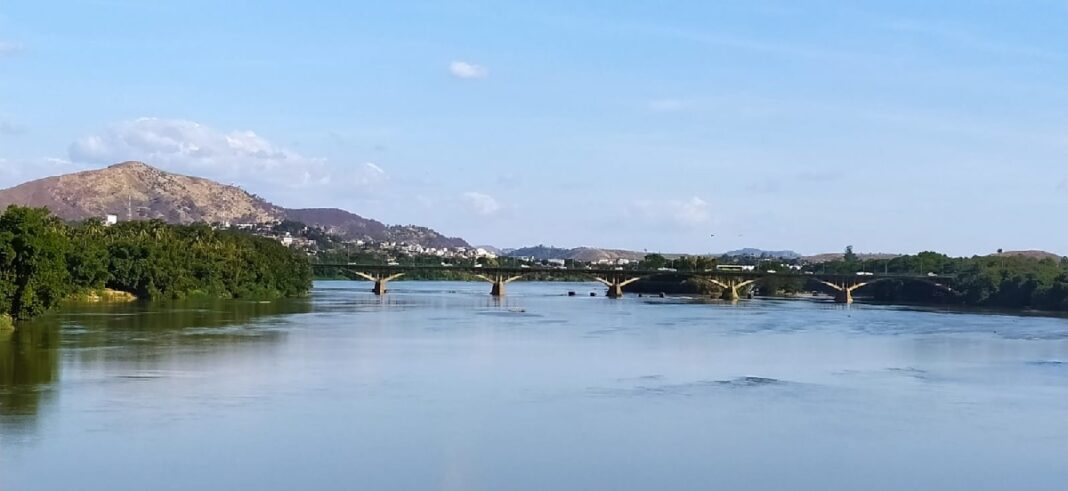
0, 161, 468, 248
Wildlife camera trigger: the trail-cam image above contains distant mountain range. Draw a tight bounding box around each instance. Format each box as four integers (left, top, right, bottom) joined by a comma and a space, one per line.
505, 245, 646, 262
0, 161, 468, 248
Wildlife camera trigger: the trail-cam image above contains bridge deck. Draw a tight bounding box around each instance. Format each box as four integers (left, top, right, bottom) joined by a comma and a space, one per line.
310, 263, 954, 282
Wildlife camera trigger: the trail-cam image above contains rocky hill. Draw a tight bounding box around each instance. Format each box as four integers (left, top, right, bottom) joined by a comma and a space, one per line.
0, 161, 468, 247
0, 161, 284, 224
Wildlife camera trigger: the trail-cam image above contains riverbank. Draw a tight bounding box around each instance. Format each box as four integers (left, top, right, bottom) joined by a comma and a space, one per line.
0, 206, 312, 323
63, 288, 138, 304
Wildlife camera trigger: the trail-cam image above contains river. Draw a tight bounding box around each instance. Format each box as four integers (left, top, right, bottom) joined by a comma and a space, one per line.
1, 281, 1066, 490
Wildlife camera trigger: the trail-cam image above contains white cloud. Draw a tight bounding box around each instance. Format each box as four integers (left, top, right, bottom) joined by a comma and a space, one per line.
461, 191, 500, 216
68, 117, 330, 190
630, 196, 711, 228
449, 61, 488, 79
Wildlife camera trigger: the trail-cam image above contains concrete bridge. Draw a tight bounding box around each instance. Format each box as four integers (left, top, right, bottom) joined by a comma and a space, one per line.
312, 263, 956, 304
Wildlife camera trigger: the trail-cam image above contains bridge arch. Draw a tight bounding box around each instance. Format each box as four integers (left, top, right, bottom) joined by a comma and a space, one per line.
811, 276, 956, 303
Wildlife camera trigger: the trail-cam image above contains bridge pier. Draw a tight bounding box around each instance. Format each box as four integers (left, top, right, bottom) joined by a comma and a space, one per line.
594, 276, 640, 299
709, 278, 754, 302
349, 271, 406, 295
815, 279, 860, 304
476, 274, 524, 297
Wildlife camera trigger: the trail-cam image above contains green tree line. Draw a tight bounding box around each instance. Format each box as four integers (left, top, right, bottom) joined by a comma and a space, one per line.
812, 250, 1068, 310
0, 206, 312, 321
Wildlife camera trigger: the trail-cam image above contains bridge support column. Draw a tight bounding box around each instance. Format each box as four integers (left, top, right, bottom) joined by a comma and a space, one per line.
351, 272, 405, 295
476, 274, 524, 297
594, 276, 641, 299
815, 279, 861, 304
710, 278, 753, 302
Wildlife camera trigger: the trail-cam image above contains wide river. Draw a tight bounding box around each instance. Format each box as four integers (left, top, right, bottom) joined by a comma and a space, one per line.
1, 281, 1066, 490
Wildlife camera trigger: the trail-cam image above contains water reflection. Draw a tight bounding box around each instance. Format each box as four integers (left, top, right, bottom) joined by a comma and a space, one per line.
0, 319, 60, 435
0, 298, 311, 435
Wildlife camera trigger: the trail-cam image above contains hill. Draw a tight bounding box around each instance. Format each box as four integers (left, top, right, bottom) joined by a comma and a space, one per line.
0, 161, 283, 224
506, 245, 645, 262
990, 250, 1064, 261
803, 252, 902, 263
0, 161, 468, 247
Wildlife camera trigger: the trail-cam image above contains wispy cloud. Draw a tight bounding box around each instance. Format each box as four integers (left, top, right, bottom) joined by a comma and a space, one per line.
0, 157, 87, 187
747, 170, 839, 194
647, 98, 692, 112
0, 41, 22, 57
881, 18, 1067, 61
629, 196, 711, 228
645, 94, 777, 119
353, 162, 387, 187
449, 61, 488, 79
68, 117, 331, 190
461, 191, 500, 216
0, 118, 26, 135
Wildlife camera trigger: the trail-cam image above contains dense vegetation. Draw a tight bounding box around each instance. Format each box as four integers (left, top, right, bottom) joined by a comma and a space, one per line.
808, 250, 1068, 310
0, 206, 312, 321
633, 249, 1068, 310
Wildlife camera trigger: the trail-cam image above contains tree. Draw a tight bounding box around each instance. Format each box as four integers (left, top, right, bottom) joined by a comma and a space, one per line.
0, 206, 72, 319
844, 245, 858, 263
642, 254, 667, 269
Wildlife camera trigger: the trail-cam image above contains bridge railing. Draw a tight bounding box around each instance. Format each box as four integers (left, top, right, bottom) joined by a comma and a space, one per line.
309, 263, 955, 282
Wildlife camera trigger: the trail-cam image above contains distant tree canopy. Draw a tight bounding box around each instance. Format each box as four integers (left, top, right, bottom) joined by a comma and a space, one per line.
811, 251, 1068, 310
843, 245, 858, 263
0, 206, 312, 320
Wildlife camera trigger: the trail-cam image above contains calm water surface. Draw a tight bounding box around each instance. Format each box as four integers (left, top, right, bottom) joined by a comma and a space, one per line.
1, 281, 1066, 490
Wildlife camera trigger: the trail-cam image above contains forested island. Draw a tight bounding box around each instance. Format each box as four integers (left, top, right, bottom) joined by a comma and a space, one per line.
0, 206, 312, 325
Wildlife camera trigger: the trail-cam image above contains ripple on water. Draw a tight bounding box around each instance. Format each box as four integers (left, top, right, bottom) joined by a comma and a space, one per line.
1025, 360, 1066, 367
590, 376, 794, 398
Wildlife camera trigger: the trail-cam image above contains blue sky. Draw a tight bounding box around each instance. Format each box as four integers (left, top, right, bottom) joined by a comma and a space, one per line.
1, 1, 1065, 255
